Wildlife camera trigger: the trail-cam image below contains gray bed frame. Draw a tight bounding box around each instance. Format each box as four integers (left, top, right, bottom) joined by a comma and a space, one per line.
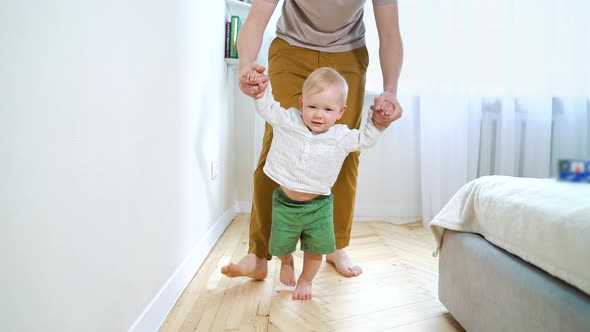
439, 230, 590, 332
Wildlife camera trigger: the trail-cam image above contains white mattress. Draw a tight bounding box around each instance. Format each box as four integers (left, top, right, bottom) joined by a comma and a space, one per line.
430, 175, 590, 295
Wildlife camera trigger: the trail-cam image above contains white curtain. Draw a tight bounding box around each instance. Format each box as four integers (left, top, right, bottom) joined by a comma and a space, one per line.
362, 0, 590, 223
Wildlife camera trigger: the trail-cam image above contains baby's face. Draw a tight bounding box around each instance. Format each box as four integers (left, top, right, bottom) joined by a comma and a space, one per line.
299, 85, 346, 133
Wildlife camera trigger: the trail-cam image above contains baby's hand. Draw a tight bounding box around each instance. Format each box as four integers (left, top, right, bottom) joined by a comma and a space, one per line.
241, 69, 268, 99
370, 98, 403, 130
242, 69, 263, 84
378, 100, 394, 116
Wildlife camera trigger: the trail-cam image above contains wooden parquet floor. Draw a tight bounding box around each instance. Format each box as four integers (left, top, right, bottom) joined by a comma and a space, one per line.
159, 214, 465, 332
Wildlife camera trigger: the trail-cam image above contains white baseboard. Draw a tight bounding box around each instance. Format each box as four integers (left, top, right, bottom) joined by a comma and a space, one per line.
128, 205, 237, 332
236, 201, 252, 213
353, 216, 422, 225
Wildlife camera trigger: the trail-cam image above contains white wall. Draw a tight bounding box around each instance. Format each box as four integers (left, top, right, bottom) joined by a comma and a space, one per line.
0, 1, 236, 331
354, 93, 422, 223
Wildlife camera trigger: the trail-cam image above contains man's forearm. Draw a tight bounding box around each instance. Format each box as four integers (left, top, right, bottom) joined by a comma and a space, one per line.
237, 21, 265, 70
237, 0, 277, 71
379, 34, 403, 96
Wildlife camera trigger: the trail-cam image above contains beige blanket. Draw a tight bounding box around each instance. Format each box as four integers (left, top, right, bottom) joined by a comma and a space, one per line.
430, 175, 590, 295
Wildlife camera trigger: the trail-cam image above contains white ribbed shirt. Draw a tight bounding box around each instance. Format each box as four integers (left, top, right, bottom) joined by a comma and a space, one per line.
254, 86, 383, 195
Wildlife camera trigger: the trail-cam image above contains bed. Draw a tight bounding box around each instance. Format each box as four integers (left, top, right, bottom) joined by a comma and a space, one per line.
429, 176, 590, 332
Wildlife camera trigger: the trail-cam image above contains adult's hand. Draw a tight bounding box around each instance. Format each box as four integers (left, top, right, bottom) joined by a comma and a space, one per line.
371, 91, 403, 130
239, 62, 269, 99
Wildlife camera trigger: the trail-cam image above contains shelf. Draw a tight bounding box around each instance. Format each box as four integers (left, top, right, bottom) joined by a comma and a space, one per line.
225, 58, 239, 66
225, 1, 249, 66
226, 0, 251, 22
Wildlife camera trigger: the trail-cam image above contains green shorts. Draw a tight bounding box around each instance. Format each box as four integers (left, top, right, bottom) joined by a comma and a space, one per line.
269, 188, 336, 256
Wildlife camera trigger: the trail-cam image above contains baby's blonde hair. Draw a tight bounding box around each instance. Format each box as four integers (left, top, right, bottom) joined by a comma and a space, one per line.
302, 67, 349, 106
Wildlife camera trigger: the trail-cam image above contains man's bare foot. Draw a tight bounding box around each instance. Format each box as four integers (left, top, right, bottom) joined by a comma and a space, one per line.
326, 249, 362, 277
279, 254, 296, 286
220, 253, 268, 280
292, 278, 313, 300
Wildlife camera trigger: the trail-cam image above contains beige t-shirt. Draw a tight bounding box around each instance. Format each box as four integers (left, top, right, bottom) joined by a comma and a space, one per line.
266, 0, 396, 52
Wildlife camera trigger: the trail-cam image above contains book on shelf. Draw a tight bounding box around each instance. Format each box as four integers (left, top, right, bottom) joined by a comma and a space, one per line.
225, 15, 242, 59
224, 21, 230, 58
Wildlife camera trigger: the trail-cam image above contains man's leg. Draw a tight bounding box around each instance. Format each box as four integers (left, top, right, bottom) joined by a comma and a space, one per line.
319, 46, 369, 277
221, 105, 278, 278
326, 153, 363, 277
220, 253, 269, 280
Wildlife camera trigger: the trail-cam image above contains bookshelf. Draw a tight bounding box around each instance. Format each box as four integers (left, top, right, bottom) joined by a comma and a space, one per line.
225, 58, 239, 66
225, 0, 250, 65
225, 0, 251, 22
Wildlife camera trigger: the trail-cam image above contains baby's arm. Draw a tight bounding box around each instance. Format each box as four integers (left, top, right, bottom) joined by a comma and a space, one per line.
339, 108, 386, 152
253, 83, 293, 127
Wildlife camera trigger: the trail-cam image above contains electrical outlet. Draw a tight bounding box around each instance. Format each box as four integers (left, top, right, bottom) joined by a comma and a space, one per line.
211, 162, 220, 180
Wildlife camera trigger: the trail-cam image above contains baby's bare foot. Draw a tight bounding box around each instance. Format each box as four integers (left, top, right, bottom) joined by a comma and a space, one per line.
326, 249, 362, 277
292, 278, 313, 300
279, 255, 296, 286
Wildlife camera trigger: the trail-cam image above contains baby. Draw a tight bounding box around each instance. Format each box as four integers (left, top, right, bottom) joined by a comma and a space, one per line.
247, 67, 391, 300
